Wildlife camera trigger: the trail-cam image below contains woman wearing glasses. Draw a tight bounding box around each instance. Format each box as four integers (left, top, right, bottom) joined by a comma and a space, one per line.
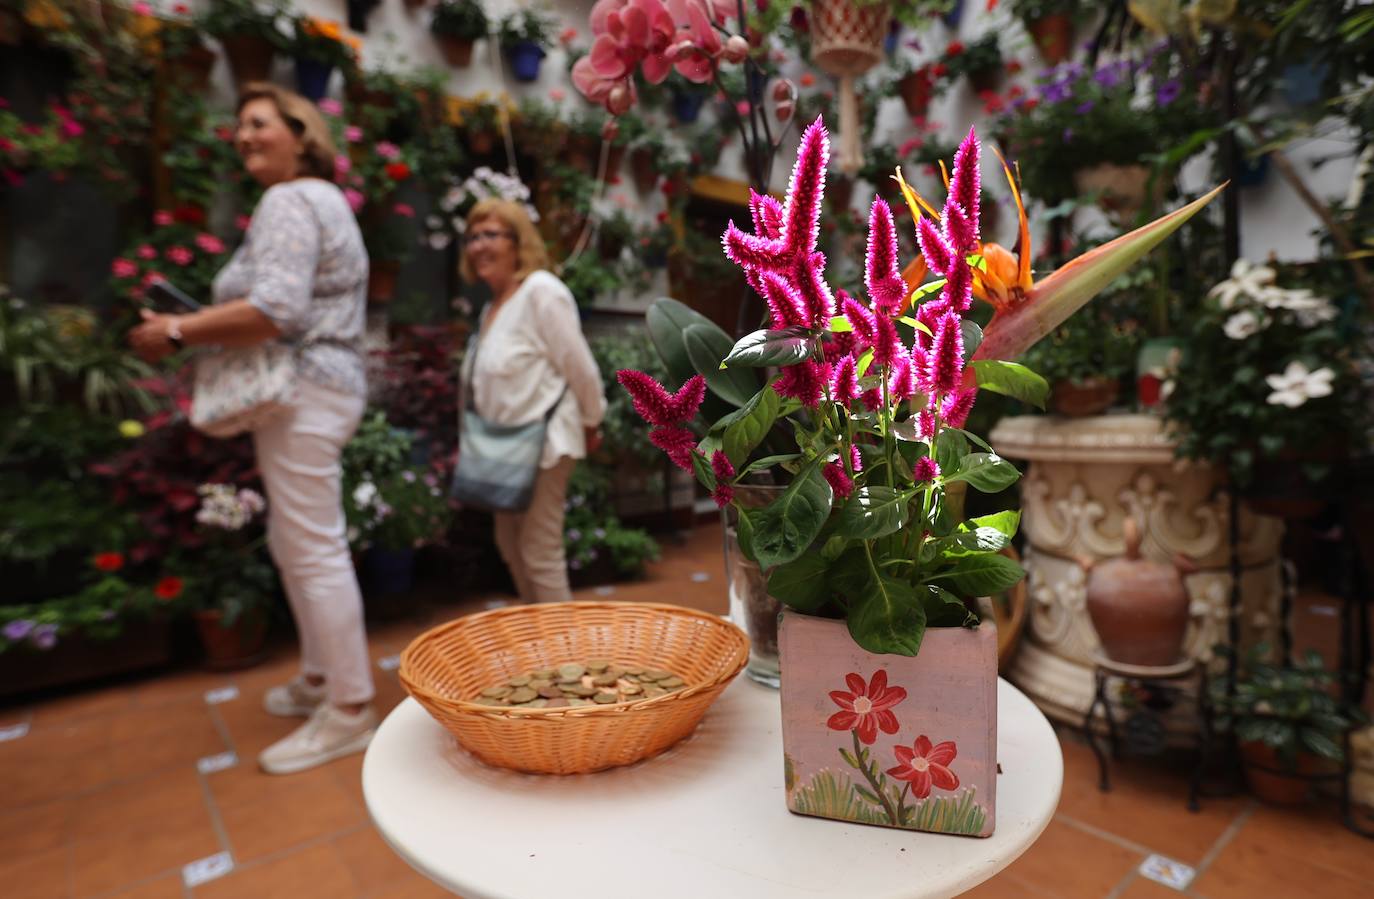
459, 199, 606, 603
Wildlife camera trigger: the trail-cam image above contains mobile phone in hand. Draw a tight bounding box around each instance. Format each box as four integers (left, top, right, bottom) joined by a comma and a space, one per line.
146, 278, 202, 312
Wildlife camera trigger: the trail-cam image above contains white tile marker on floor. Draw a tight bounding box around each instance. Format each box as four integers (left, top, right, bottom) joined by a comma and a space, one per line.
196, 751, 239, 775
203, 685, 239, 705
1138, 853, 1196, 890
0, 722, 29, 743
182, 851, 234, 888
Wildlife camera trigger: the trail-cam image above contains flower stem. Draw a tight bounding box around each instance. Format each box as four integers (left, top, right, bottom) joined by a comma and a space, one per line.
851, 729, 901, 826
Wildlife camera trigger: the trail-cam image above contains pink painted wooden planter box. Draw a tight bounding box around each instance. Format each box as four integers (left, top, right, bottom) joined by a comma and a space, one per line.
778, 608, 998, 837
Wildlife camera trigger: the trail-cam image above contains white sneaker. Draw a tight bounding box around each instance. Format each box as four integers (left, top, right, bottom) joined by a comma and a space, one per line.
263, 676, 327, 718
258, 703, 378, 775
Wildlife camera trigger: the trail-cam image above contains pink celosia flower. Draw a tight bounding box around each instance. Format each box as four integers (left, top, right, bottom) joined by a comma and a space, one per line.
916, 215, 955, 275
887, 351, 918, 400
871, 309, 903, 369
318, 98, 343, 117
923, 311, 964, 395
135, 244, 157, 260
617, 371, 706, 426
822, 330, 856, 362
165, 246, 193, 266
849, 444, 863, 474
941, 388, 978, 428
917, 409, 936, 440
841, 293, 876, 347
773, 359, 829, 409
830, 353, 860, 406
864, 198, 906, 315
649, 425, 697, 471
110, 258, 138, 279
710, 450, 735, 508
758, 271, 810, 330
823, 461, 854, 499
195, 233, 225, 254
947, 128, 980, 232
914, 457, 941, 482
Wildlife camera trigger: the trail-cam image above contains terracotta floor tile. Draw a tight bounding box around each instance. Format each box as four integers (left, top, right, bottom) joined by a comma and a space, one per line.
1001, 818, 1144, 898
130, 667, 249, 710
215, 767, 365, 862
1118, 874, 1193, 898
1230, 801, 1374, 883
334, 826, 415, 894
1055, 734, 1247, 865
102, 874, 189, 899
330, 752, 368, 810
0, 796, 72, 858
207, 755, 342, 813
68, 767, 209, 843
1192, 808, 1374, 899
368, 872, 461, 899
105, 704, 229, 784
958, 870, 1058, 898
0, 713, 116, 808
0, 845, 69, 899
27, 681, 137, 727
192, 842, 358, 899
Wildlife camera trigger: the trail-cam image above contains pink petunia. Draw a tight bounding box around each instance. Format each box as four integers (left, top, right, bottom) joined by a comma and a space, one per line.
344, 125, 363, 143
135, 244, 157, 260
110, 258, 138, 279
194, 233, 225, 254
343, 188, 365, 213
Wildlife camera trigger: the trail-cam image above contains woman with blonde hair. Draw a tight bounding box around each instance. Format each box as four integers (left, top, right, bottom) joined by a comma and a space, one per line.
130, 83, 377, 774
459, 199, 606, 603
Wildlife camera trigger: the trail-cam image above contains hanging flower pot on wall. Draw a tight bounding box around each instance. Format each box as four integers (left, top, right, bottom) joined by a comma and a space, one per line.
779, 609, 998, 836
506, 40, 545, 82
1027, 14, 1074, 65
294, 58, 333, 102
898, 69, 934, 119
671, 88, 706, 123
219, 32, 276, 87
369, 259, 401, 303
967, 64, 1002, 94
1073, 162, 1162, 222
436, 34, 475, 67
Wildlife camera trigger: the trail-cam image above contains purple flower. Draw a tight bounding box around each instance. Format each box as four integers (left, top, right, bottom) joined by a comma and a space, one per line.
1041, 80, 1072, 104
3, 619, 34, 641
1063, 127, 1075, 143
1075, 101, 1096, 115
1093, 64, 1124, 89
1156, 79, 1182, 107
31, 624, 57, 650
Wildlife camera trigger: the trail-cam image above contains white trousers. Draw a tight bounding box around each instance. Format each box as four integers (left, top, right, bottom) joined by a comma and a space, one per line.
253, 379, 374, 705
492, 458, 576, 604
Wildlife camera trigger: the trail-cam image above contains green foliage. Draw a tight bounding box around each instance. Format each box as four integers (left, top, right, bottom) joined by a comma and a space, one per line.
430, 0, 489, 41
588, 331, 665, 470
342, 413, 450, 552
790, 769, 891, 825
560, 252, 621, 308
939, 33, 1003, 81
1018, 269, 1148, 388
1007, 0, 1086, 22
498, 7, 554, 48
1211, 644, 1366, 770
196, 0, 286, 44
563, 466, 659, 577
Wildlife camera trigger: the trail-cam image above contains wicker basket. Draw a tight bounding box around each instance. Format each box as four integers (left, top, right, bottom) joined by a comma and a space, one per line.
399, 601, 750, 774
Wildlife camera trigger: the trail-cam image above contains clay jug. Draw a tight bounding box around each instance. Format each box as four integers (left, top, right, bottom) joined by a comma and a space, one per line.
1082, 517, 1194, 667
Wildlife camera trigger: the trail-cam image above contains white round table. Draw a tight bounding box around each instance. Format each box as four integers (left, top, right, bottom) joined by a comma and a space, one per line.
363, 677, 1062, 899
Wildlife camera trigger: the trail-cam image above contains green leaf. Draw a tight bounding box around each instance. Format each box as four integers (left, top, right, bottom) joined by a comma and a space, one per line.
969, 510, 1020, 538
737, 452, 802, 478
749, 464, 834, 569
960, 320, 983, 361
828, 316, 853, 333
1298, 727, 1345, 762
854, 785, 884, 806
929, 552, 1026, 596
935, 429, 970, 473
946, 453, 1021, 493
924, 585, 978, 627
936, 526, 1012, 557
970, 359, 1050, 409
736, 507, 757, 560
835, 487, 911, 540
827, 547, 871, 601
722, 326, 815, 368
646, 297, 720, 386
684, 323, 760, 407
767, 554, 832, 614
689, 448, 715, 490
717, 385, 781, 468
897, 315, 936, 337
839, 747, 859, 767
848, 574, 926, 656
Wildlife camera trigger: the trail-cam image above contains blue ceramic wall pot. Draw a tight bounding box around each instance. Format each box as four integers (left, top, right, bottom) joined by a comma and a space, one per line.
671, 88, 705, 123
507, 40, 546, 82
294, 58, 333, 102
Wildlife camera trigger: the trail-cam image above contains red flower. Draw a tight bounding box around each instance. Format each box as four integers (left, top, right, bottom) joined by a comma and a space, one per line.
932, 62, 948, 78
886, 735, 960, 799
945, 41, 964, 56
385, 162, 411, 181
154, 577, 184, 601
93, 552, 125, 572
826, 670, 907, 744
1006, 59, 1023, 74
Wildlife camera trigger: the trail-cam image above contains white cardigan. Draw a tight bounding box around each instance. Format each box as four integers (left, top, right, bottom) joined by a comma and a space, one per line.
461, 270, 607, 469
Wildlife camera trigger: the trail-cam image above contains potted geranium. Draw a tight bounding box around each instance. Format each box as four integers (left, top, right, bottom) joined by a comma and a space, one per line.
430, 0, 488, 68
1211, 644, 1364, 805
197, 0, 286, 87
1008, 0, 1083, 65
185, 483, 276, 669
615, 118, 1221, 833
499, 7, 554, 82
289, 16, 360, 101
108, 211, 232, 306
940, 33, 1004, 93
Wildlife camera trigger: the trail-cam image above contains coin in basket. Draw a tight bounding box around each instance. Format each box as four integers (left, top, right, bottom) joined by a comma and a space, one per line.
591, 673, 619, 687
538, 685, 563, 699
557, 663, 585, 680
568, 685, 597, 698
592, 693, 618, 704
528, 678, 552, 690
545, 697, 569, 707
507, 675, 532, 687
586, 659, 610, 672
480, 686, 511, 699
644, 669, 672, 681
658, 677, 685, 689
534, 668, 556, 679
508, 687, 538, 703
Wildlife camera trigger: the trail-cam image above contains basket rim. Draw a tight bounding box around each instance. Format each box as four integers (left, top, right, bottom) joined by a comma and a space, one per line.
398, 600, 749, 719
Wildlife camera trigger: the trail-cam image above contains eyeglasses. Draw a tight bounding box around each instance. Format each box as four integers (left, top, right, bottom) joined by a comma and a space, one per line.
463, 230, 516, 247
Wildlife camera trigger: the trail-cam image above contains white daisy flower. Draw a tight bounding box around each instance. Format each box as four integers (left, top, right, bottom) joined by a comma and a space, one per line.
1265, 361, 1336, 408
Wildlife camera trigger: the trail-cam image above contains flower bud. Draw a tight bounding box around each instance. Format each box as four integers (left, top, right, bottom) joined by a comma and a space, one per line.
722, 35, 749, 64
607, 84, 633, 116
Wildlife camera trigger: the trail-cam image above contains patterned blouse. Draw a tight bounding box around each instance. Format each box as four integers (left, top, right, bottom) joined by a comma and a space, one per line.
212, 179, 369, 397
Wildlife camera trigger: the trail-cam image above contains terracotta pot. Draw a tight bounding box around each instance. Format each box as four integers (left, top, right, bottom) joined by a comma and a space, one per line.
194, 609, 267, 670
467, 129, 497, 156
630, 147, 657, 192
1082, 517, 1194, 667
968, 66, 1002, 94
369, 260, 401, 302
779, 608, 998, 835
1027, 14, 1074, 65
605, 143, 626, 181
435, 34, 474, 68
828, 173, 855, 210
1073, 163, 1163, 221
898, 70, 933, 119
1240, 741, 1323, 805
218, 32, 275, 87
345, 79, 395, 112
170, 43, 218, 92
1052, 377, 1120, 417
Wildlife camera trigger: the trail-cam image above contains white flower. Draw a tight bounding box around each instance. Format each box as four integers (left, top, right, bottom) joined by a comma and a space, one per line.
1223, 309, 1265, 340
1208, 258, 1276, 309
427, 232, 451, 250
402, 470, 416, 482
425, 214, 444, 230
238, 489, 266, 515
1265, 361, 1335, 408
1275, 288, 1339, 326
346, 526, 360, 543
353, 481, 378, 508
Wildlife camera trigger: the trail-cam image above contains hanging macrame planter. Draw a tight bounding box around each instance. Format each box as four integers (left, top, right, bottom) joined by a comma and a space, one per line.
809, 0, 888, 175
